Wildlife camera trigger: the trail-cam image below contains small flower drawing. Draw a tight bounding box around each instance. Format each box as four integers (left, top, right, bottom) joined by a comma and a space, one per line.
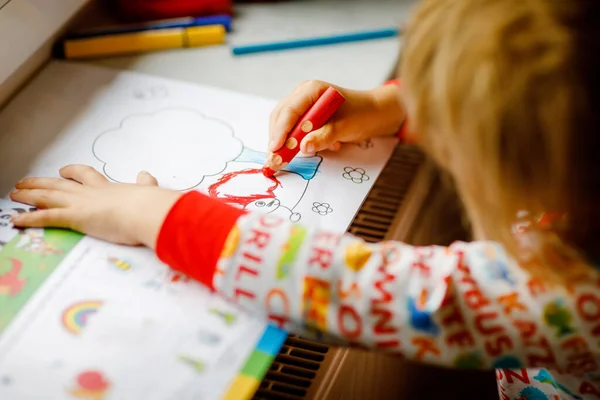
312, 202, 333, 216
343, 167, 370, 184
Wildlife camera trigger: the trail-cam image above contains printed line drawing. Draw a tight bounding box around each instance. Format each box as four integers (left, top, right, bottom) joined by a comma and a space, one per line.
311, 202, 333, 216
0, 239, 86, 354
133, 86, 168, 100
356, 138, 374, 150
144, 270, 190, 291
92, 108, 324, 222
107, 256, 131, 272
16, 229, 64, 256
69, 370, 110, 400
62, 300, 103, 335
198, 330, 221, 346
92, 108, 244, 191
209, 308, 237, 326
214, 345, 239, 370
178, 354, 205, 373
342, 167, 370, 184
0, 258, 26, 297
0, 207, 36, 248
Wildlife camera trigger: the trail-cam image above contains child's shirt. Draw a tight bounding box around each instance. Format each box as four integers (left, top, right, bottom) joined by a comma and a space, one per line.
157, 191, 600, 399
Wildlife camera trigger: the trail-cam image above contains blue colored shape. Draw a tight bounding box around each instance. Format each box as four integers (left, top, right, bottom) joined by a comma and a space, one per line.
235, 147, 322, 180
492, 355, 522, 369
407, 298, 440, 335
232, 28, 400, 56
236, 147, 267, 164
284, 155, 322, 180
255, 324, 287, 356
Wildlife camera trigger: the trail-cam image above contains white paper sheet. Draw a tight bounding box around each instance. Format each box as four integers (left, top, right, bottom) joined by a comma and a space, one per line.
0, 61, 396, 231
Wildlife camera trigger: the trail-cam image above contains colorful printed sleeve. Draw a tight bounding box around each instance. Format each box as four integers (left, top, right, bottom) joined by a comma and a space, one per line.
211, 212, 600, 374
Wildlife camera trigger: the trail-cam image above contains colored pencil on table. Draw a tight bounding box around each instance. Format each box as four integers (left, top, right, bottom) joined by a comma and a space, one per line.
67, 14, 233, 39
231, 28, 400, 56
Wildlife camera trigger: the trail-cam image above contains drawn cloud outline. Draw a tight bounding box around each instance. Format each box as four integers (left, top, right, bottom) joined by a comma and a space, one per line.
92, 108, 244, 191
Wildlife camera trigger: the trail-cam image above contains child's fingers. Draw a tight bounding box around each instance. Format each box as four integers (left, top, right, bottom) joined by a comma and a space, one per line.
59, 165, 108, 187
15, 177, 80, 192
269, 105, 300, 151
269, 81, 331, 151
300, 124, 336, 154
136, 171, 158, 186
9, 189, 70, 209
10, 208, 71, 229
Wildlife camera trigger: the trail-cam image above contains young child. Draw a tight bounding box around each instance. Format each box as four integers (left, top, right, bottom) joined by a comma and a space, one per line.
9, 0, 600, 398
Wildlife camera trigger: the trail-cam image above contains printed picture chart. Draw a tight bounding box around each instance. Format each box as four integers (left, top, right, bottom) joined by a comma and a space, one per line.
0, 202, 287, 399
0, 61, 397, 399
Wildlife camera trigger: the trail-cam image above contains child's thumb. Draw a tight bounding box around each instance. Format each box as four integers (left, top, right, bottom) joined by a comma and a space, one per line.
300, 124, 335, 153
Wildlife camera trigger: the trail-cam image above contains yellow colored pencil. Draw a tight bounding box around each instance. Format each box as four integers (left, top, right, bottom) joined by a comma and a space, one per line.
62, 25, 225, 59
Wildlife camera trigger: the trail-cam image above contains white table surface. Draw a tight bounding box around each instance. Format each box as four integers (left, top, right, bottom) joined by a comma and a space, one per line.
89, 0, 416, 100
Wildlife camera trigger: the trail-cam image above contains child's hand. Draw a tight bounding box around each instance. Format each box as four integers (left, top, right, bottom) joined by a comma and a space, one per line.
9, 165, 181, 248
269, 80, 405, 153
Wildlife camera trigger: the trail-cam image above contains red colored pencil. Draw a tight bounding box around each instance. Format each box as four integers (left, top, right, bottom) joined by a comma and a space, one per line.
263, 87, 345, 177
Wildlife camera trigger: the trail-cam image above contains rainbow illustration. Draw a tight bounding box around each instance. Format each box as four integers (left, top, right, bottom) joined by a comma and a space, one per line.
62, 300, 103, 335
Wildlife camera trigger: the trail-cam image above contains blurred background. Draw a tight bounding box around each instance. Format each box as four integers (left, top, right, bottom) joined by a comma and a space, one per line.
67, 0, 417, 98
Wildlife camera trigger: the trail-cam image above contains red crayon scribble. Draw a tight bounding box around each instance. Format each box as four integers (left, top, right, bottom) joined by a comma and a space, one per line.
0, 258, 26, 297
208, 169, 281, 208
169, 272, 190, 283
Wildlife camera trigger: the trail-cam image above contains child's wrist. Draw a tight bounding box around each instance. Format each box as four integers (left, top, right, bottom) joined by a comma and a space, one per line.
127, 188, 183, 249
372, 84, 406, 137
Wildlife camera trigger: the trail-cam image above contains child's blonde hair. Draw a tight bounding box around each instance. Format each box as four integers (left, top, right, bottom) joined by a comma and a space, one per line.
400, 0, 600, 280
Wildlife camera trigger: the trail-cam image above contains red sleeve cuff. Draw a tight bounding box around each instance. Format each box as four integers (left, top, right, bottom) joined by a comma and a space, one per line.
155, 191, 245, 289
383, 79, 408, 142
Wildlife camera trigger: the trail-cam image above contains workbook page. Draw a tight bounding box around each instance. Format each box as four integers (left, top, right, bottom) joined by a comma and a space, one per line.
0, 61, 396, 399
0, 200, 286, 400
0, 61, 396, 229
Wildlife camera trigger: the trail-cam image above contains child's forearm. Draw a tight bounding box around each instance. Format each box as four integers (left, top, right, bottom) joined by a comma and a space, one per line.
157, 200, 590, 372
155, 191, 244, 289
129, 188, 185, 250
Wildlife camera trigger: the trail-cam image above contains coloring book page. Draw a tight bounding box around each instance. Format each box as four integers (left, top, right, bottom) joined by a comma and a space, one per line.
0, 61, 396, 399
0, 61, 397, 229
0, 200, 286, 400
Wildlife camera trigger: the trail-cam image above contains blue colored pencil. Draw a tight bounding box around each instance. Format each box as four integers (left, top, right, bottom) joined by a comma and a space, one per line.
231, 28, 399, 56
67, 14, 232, 39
